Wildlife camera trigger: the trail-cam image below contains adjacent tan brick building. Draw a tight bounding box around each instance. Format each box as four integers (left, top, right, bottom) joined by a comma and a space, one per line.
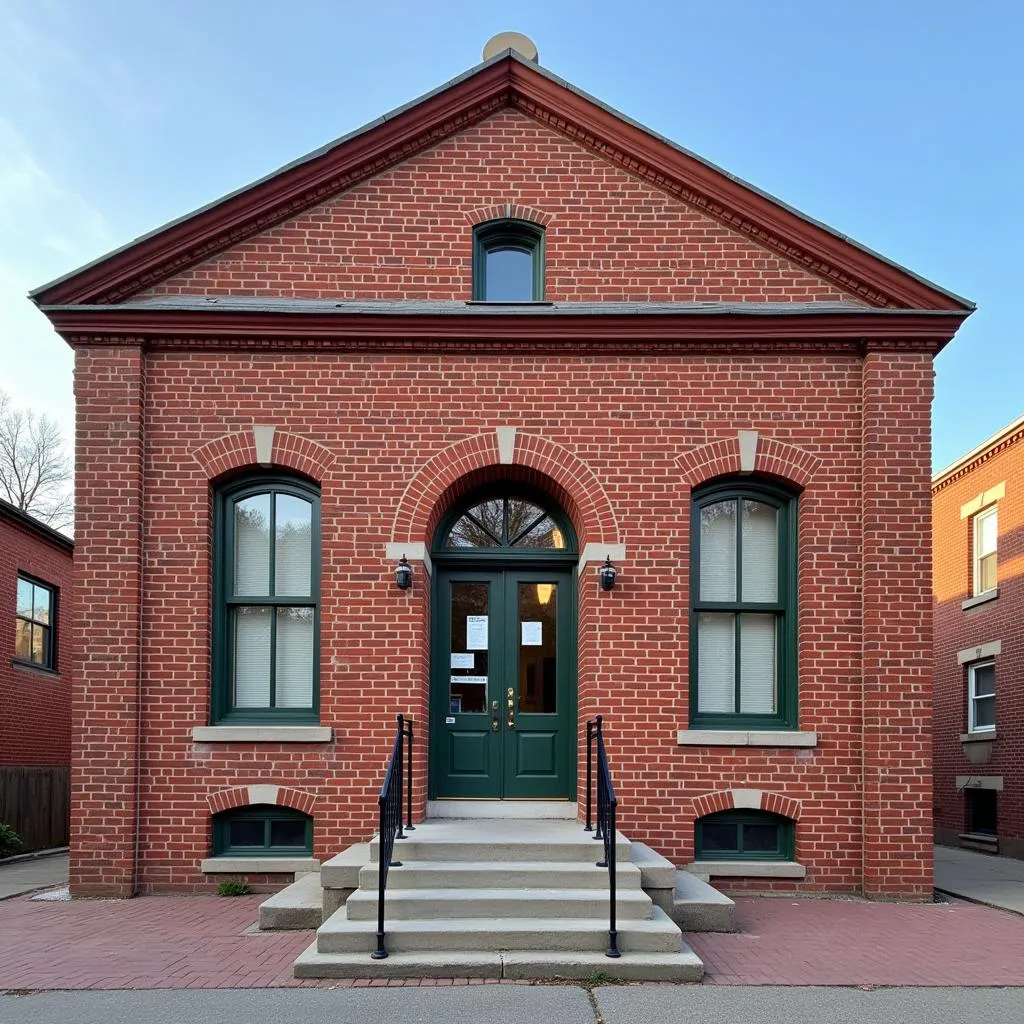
32, 48, 971, 897
933, 417, 1024, 860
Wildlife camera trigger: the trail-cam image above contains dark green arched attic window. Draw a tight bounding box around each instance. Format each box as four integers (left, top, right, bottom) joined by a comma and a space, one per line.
472, 219, 545, 301
695, 810, 794, 861
212, 804, 313, 856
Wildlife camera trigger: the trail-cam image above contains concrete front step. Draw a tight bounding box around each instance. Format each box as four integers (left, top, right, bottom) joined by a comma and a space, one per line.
673, 870, 736, 932
258, 871, 322, 931
368, 819, 630, 864
358, 859, 643, 890
294, 942, 703, 982
345, 886, 654, 921
318, 905, 684, 954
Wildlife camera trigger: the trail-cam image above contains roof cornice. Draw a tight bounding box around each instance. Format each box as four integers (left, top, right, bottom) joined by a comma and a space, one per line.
932, 412, 1024, 491
31, 54, 973, 313
43, 305, 965, 353
0, 498, 74, 551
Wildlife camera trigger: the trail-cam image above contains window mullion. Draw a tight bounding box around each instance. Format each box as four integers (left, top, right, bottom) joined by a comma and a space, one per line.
269, 604, 278, 709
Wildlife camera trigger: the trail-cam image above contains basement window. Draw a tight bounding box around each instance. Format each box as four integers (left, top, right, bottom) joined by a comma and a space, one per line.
212, 804, 313, 856
695, 810, 794, 861
472, 219, 545, 301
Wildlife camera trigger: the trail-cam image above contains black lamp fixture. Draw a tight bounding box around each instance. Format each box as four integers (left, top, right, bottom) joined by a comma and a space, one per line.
599, 555, 616, 591
395, 555, 413, 590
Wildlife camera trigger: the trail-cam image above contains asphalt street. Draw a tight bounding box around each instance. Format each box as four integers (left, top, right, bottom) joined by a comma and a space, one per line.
2, 986, 1023, 1024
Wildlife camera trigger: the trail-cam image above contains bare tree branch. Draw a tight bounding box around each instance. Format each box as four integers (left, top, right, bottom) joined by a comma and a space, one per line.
0, 390, 74, 535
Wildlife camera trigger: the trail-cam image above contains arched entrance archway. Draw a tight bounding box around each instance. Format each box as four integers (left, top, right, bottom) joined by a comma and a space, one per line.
429, 485, 578, 800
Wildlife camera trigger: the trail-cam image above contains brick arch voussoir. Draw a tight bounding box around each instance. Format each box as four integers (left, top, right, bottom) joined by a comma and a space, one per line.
192, 430, 335, 483
206, 785, 320, 816
677, 435, 820, 491
691, 789, 802, 821
465, 203, 552, 227
391, 432, 618, 547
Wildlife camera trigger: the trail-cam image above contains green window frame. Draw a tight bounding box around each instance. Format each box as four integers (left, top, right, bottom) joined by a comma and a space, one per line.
212, 804, 313, 856
689, 478, 798, 730
14, 573, 57, 670
695, 810, 794, 861
472, 219, 545, 301
212, 474, 321, 725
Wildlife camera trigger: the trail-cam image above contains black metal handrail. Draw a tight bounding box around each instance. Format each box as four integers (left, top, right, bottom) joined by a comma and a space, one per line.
588, 715, 620, 958
371, 714, 414, 960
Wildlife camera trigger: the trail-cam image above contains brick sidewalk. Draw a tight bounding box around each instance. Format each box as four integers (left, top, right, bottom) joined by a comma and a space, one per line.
690, 897, 1024, 986
2, 893, 1024, 990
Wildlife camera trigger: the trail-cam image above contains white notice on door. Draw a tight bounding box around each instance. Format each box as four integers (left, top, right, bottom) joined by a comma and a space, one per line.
521, 621, 543, 646
450, 653, 475, 669
466, 615, 488, 649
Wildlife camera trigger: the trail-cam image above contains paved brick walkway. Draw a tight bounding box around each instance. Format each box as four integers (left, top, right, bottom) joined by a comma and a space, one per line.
690, 897, 1024, 986
2, 893, 1024, 990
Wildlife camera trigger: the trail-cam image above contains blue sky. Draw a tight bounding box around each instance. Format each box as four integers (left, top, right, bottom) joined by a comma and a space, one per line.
1, 0, 1021, 473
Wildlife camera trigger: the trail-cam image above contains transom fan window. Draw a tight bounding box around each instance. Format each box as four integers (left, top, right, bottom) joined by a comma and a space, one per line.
690, 479, 797, 729
444, 497, 565, 550
213, 476, 320, 723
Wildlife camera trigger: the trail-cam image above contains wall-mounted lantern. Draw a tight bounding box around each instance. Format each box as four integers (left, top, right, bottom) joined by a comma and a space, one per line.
599, 556, 616, 591
395, 555, 413, 590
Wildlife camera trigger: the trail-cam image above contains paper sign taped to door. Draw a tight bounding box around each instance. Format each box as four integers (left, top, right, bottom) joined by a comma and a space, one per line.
466, 615, 488, 649
521, 621, 543, 646
450, 653, 475, 669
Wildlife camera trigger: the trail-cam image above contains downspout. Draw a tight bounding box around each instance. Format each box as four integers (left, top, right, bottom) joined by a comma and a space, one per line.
132, 345, 147, 897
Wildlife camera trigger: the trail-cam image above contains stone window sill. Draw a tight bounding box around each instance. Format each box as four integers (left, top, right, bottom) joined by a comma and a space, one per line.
960, 731, 996, 743
685, 861, 806, 881
962, 589, 998, 611
677, 730, 817, 748
192, 726, 333, 743
200, 856, 319, 874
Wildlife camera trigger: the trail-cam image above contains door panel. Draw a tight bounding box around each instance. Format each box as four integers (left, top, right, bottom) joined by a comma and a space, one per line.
431, 567, 574, 799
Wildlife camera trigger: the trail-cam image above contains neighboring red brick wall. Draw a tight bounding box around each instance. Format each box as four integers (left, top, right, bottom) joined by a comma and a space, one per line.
0, 508, 73, 768
933, 430, 1024, 859
143, 110, 856, 305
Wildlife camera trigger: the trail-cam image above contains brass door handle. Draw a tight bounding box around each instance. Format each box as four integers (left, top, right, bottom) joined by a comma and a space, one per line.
506, 688, 515, 729
491, 700, 499, 732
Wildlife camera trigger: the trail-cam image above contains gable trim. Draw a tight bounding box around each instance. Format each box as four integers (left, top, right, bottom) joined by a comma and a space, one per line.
32, 53, 972, 312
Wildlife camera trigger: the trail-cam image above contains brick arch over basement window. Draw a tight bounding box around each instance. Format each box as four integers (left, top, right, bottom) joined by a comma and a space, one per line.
676, 435, 821, 490
390, 431, 619, 547
692, 789, 802, 821
206, 785, 319, 817
192, 430, 335, 482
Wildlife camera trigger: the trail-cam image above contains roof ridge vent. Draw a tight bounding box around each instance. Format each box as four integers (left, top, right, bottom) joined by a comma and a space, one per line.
483, 32, 539, 64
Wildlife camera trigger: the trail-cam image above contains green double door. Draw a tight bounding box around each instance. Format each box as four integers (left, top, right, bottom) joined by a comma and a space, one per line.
431, 567, 575, 799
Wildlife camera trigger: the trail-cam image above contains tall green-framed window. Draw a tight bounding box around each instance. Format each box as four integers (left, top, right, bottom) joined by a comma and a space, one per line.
15, 574, 57, 670
213, 475, 320, 724
695, 810, 794, 861
212, 804, 313, 856
472, 219, 545, 301
690, 478, 797, 730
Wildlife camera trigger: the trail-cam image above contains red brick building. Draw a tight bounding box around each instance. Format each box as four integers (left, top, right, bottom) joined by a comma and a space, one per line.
933, 416, 1024, 860
1, 498, 73, 851
32, 46, 971, 898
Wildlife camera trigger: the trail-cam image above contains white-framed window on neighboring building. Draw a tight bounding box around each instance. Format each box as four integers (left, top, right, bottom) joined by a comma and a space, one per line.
967, 659, 995, 734
972, 505, 997, 596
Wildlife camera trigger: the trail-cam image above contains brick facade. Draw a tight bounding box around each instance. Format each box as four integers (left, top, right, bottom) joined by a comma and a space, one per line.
0, 501, 73, 768
34, 53, 969, 897
933, 421, 1024, 860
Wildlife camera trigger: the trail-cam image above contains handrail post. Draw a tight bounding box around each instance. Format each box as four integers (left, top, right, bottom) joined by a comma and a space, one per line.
593, 716, 604, 841
606, 796, 620, 958
396, 715, 405, 840
404, 717, 415, 831
584, 719, 593, 831
371, 792, 388, 959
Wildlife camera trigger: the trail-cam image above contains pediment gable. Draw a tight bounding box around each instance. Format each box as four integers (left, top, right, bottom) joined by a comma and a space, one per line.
32, 52, 971, 312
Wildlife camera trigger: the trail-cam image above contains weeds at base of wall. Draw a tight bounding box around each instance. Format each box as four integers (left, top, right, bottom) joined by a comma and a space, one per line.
216, 880, 253, 897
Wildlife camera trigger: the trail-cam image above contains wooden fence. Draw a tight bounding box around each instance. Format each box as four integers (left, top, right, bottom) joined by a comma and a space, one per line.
0, 767, 70, 853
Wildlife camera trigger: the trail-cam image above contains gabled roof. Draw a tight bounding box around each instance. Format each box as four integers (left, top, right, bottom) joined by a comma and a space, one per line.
31, 50, 973, 312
